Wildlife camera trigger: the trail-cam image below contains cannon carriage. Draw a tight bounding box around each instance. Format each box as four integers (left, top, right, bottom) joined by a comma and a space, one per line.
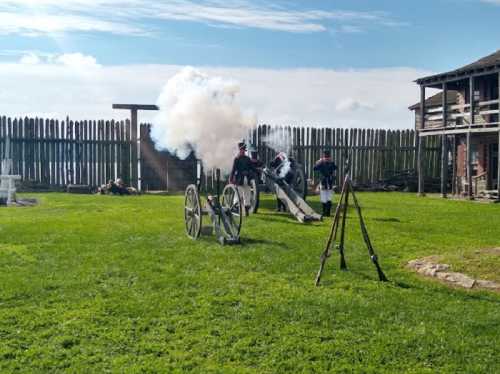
184, 162, 243, 245
248, 162, 307, 214
262, 167, 321, 223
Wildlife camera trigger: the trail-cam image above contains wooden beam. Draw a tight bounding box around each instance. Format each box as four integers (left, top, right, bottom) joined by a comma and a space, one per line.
131, 109, 138, 189
112, 103, 158, 191
470, 76, 475, 127
451, 135, 457, 196
112, 104, 159, 111
419, 126, 500, 136
497, 129, 500, 199
441, 83, 448, 198
417, 85, 426, 196
467, 131, 473, 199
420, 85, 426, 131
416, 66, 500, 86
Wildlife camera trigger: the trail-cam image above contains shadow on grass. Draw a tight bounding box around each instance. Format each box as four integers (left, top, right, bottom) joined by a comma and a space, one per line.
240, 237, 291, 250
372, 217, 401, 223
250, 213, 308, 225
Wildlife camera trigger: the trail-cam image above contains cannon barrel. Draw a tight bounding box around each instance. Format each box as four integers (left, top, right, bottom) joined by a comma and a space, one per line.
262, 167, 321, 223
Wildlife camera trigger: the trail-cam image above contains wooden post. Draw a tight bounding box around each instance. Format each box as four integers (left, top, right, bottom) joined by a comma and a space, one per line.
469, 76, 475, 127
467, 131, 473, 199
418, 85, 426, 196
112, 104, 158, 191
130, 110, 138, 189
441, 83, 448, 198
497, 129, 500, 199
451, 135, 457, 196
498, 73, 500, 200
441, 135, 448, 198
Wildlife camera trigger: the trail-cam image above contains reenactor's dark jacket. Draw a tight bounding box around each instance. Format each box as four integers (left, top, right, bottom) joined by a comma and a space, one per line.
314, 158, 337, 189
230, 154, 254, 185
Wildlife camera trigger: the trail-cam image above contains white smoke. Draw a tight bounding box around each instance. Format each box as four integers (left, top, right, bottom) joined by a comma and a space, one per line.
263, 128, 292, 154
264, 128, 293, 178
277, 153, 291, 178
152, 67, 256, 172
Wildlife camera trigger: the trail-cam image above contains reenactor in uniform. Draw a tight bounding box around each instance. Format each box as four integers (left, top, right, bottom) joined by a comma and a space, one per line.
230, 142, 253, 216
313, 149, 337, 217
270, 152, 296, 212
249, 147, 264, 184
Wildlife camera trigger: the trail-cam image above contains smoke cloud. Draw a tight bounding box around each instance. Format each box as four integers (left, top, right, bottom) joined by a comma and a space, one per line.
152, 67, 256, 172
263, 128, 292, 154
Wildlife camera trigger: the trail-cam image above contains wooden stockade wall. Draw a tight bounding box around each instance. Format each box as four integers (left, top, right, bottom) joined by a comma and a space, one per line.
0, 116, 196, 191
0, 116, 441, 191
139, 124, 196, 191
249, 126, 441, 187
0, 116, 137, 189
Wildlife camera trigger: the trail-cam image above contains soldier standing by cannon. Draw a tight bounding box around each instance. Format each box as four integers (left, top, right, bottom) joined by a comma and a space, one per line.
230, 142, 253, 216
314, 150, 337, 217
249, 147, 264, 182
270, 152, 297, 212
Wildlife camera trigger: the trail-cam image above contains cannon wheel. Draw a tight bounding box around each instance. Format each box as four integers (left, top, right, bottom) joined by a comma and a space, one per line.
293, 164, 307, 200
184, 184, 202, 239
249, 179, 260, 214
221, 184, 243, 238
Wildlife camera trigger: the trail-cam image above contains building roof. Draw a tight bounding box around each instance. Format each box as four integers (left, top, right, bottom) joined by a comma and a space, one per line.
408, 90, 458, 111
416, 50, 500, 85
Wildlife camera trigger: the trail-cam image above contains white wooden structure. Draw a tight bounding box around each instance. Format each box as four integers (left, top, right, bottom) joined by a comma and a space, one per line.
0, 138, 21, 205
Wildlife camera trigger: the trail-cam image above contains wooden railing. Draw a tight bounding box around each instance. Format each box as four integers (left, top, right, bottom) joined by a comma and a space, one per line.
473, 171, 488, 195
421, 99, 500, 131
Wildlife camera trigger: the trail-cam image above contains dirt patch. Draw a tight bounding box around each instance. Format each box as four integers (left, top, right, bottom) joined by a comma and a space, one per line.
407, 257, 500, 293
475, 248, 500, 256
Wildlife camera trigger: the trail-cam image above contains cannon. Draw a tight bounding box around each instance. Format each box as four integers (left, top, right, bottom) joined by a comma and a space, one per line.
184, 163, 243, 245
262, 167, 321, 223
248, 162, 307, 214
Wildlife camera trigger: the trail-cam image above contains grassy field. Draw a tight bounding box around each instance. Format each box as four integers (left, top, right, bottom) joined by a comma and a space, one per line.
0, 192, 499, 373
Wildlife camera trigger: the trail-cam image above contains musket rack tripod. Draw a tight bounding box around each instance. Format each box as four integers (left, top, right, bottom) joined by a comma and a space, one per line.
315, 153, 388, 286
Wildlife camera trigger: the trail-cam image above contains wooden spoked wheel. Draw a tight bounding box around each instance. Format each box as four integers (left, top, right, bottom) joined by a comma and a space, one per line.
293, 164, 307, 200
249, 179, 260, 214
184, 184, 202, 239
221, 184, 243, 238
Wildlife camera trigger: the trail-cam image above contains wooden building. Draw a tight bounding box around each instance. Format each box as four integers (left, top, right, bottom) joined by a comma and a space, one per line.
412, 50, 500, 200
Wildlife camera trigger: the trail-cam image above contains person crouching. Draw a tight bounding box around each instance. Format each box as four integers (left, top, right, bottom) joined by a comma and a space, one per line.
313, 150, 337, 217
270, 152, 296, 212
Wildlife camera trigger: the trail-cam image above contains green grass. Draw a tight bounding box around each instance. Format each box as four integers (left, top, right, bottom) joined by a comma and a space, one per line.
0, 192, 499, 373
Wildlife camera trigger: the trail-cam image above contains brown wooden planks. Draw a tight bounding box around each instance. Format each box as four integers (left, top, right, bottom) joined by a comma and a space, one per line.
0, 118, 433, 191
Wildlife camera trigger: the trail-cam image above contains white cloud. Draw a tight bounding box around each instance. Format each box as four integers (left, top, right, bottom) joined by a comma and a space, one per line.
0, 0, 403, 35
0, 11, 144, 36
55, 53, 100, 69
17, 51, 101, 68
19, 52, 40, 65
0, 59, 432, 129
335, 98, 374, 112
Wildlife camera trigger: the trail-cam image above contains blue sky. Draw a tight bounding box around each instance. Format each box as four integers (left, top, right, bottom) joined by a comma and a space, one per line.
0, 0, 499, 128
1, 0, 499, 69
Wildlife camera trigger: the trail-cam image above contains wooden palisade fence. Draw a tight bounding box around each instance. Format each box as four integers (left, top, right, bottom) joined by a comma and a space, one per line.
0, 116, 136, 189
249, 125, 441, 188
0, 116, 441, 191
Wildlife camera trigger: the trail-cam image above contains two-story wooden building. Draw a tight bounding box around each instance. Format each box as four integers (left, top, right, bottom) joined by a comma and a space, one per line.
413, 50, 500, 200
